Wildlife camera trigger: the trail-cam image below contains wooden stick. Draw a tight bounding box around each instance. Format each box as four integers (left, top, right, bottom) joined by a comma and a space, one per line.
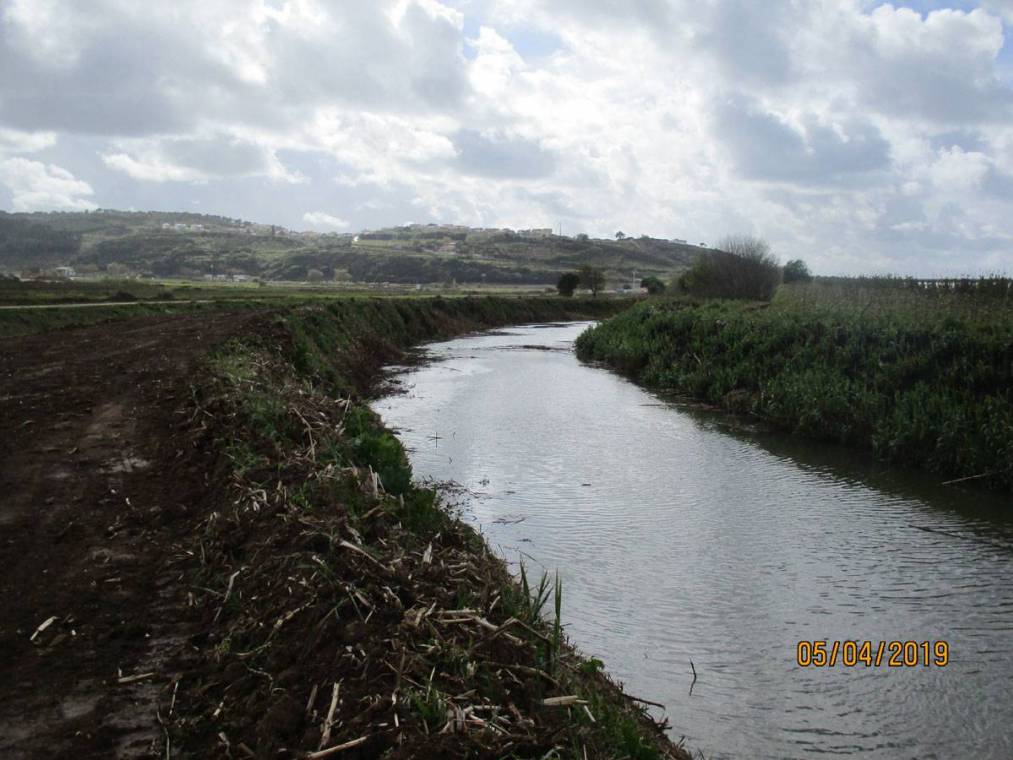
30, 616, 58, 642
214, 570, 241, 622
292, 407, 317, 462
307, 735, 368, 758
941, 471, 995, 486
339, 540, 390, 573
118, 672, 156, 684
319, 682, 340, 750
623, 691, 668, 710
542, 695, 587, 707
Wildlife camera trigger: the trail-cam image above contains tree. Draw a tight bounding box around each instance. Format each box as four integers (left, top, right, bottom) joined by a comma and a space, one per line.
579, 264, 606, 297
679, 235, 781, 301
306, 268, 324, 282
556, 271, 580, 297
576, 233, 589, 242
615, 231, 626, 240
783, 259, 813, 283
640, 276, 666, 295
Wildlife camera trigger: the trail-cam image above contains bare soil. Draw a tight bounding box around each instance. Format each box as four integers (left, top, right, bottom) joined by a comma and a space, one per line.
0, 312, 251, 758
1, 305, 687, 760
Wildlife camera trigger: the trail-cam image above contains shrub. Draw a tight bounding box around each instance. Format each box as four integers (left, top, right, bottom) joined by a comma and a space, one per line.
783, 259, 812, 283
556, 271, 580, 297
640, 276, 666, 295
679, 235, 781, 301
579, 264, 606, 297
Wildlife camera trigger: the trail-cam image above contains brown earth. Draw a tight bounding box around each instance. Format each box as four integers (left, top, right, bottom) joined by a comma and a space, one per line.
0, 305, 688, 760
0, 312, 252, 758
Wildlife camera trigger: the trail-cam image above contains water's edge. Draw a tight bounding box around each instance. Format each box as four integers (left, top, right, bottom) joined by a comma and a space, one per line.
374, 321, 1013, 760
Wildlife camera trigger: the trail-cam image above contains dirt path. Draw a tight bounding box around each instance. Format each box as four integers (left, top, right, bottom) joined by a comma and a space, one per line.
0, 312, 253, 758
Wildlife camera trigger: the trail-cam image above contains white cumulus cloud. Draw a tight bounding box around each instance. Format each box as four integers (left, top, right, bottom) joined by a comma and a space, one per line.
302, 211, 351, 230
0, 157, 96, 211
0, 1, 1011, 274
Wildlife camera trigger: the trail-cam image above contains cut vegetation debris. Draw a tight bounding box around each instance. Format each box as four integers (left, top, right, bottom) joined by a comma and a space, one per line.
159, 297, 685, 758
0, 295, 682, 759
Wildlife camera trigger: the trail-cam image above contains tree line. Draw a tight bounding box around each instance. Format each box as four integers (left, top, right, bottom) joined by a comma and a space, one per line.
555, 235, 813, 301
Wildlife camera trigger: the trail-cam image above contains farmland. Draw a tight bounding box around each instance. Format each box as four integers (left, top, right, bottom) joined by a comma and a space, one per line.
1, 209, 701, 286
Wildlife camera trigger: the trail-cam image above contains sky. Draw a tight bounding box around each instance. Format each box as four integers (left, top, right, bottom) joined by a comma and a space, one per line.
2, 0, 1013, 275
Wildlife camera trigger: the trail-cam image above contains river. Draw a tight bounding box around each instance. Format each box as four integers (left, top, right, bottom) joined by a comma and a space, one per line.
371, 321, 1013, 759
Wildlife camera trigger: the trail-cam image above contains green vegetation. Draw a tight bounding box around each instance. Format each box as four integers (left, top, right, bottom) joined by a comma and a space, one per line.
170, 296, 681, 758
0, 277, 634, 338
576, 279, 1013, 490
783, 258, 813, 283
579, 264, 606, 297
676, 235, 782, 301
557, 271, 580, 297
266, 296, 627, 396
641, 276, 666, 295
1, 209, 701, 285
0, 213, 79, 267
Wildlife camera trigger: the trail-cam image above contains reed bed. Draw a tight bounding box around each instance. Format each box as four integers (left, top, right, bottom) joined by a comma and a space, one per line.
576, 280, 1013, 491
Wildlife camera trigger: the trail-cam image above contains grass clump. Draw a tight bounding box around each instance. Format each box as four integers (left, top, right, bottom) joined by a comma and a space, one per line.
343, 406, 413, 495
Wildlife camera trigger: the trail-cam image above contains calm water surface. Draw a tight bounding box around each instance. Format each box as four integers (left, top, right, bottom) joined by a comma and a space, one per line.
371, 322, 1013, 759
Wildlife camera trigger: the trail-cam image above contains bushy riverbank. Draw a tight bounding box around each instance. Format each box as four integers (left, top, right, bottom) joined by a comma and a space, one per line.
0, 289, 623, 339
168, 296, 685, 758
575, 290, 1013, 491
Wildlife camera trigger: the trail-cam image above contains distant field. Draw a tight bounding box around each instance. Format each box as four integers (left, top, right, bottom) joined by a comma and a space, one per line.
0, 278, 616, 338
0, 277, 555, 307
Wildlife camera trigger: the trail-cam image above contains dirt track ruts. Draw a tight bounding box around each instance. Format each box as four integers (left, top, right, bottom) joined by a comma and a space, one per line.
0, 312, 253, 758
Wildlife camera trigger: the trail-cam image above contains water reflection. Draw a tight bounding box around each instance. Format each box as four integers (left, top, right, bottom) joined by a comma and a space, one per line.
372, 322, 1013, 760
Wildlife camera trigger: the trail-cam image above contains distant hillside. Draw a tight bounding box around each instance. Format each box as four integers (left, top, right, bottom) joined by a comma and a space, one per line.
0, 210, 703, 284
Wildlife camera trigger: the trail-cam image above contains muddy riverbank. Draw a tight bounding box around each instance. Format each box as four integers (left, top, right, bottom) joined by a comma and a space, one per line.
1, 296, 686, 759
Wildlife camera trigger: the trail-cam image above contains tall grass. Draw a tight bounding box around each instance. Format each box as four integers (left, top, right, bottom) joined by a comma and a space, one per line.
779, 277, 1013, 327
576, 280, 1013, 490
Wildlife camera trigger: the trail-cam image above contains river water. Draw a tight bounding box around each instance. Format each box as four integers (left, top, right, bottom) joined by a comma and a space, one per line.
371, 321, 1013, 759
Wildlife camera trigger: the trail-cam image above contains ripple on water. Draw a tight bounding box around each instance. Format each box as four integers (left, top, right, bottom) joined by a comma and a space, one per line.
372, 322, 1013, 760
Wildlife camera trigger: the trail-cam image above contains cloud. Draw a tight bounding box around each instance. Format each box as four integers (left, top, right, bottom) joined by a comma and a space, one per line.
844, 6, 1013, 124
102, 153, 205, 183
302, 211, 351, 230
452, 129, 557, 178
102, 136, 304, 183
712, 97, 892, 183
0, 0, 472, 137
0, 157, 96, 210
0, 1, 1011, 275
692, 0, 797, 86
0, 128, 57, 155
982, 0, 1013, 23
